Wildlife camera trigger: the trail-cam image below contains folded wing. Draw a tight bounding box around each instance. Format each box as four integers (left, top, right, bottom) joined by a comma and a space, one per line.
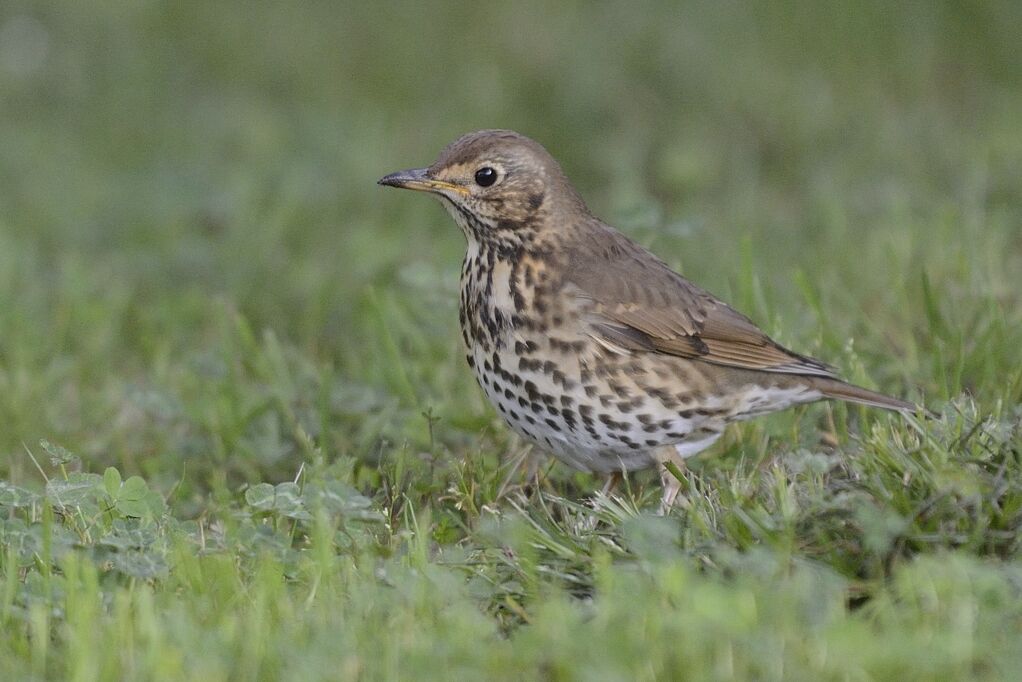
564, 224, 838, 378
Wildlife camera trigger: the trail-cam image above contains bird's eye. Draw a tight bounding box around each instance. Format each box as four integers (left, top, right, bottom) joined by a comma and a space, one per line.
474, 167, 498, 187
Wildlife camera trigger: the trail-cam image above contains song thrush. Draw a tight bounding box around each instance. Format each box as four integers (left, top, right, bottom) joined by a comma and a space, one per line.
379, 130, 919, 511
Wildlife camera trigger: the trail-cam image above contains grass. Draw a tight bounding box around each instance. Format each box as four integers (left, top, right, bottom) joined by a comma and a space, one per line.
1, 0, 1021, 678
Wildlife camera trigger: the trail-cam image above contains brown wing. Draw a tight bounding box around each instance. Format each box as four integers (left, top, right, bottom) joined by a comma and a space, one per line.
563, 223, 838, 378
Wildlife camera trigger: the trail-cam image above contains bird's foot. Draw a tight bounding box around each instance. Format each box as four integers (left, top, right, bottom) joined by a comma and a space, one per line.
655, 446, 688, 515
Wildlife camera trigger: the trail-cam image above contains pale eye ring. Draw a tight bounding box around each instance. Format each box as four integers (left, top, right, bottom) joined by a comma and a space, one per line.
474, 167, 498, 187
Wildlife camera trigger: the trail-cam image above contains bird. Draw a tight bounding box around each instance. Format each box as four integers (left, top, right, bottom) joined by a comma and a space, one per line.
379, 129, 922, 512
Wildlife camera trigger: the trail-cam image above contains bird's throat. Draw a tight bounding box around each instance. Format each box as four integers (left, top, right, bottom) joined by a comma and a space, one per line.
458, 240, 520, 351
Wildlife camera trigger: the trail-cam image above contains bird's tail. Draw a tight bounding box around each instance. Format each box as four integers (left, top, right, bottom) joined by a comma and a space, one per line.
809, 377, 925, 415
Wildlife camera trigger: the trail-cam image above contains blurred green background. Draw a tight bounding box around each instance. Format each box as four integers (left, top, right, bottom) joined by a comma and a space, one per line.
3, 2, 1022, 678
1, 0, 1020, 489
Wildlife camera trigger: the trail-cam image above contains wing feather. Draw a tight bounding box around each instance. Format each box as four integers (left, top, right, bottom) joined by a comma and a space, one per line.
564, 223, 837, 378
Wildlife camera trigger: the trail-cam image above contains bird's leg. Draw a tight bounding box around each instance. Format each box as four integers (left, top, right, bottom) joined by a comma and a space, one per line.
496, 443, 538, 501
600, 471, 623, 498
583, 471, 625, 533
654, 445, 688, 515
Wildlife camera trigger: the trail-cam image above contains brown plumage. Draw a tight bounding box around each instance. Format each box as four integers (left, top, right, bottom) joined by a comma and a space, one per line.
380, 129, 922, 511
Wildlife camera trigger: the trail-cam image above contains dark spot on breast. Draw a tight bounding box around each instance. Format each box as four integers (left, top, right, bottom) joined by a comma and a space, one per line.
695, 407, 727, 417
598, 414, 629, 431
608, 381, 630, 399
615, 400, 637, 413
512, 289, 526, 312
646, 387, 672, 402
519, 357, 542, 372
611, 434, 639, 448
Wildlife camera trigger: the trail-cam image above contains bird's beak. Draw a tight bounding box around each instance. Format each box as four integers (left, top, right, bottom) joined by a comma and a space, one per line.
377, 168, 467, 195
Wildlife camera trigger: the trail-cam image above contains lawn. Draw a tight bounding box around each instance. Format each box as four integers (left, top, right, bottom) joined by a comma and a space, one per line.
1, 1, 1021, 679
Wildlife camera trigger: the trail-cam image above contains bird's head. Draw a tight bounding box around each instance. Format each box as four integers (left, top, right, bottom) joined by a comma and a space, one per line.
379, 129, 586, 245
